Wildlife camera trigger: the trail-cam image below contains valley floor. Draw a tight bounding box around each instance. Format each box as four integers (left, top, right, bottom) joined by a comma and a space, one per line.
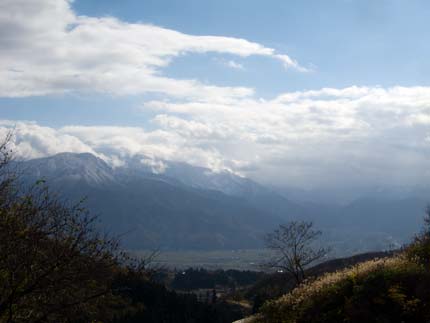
133, 249, 270, 270
132, 246, 395, 271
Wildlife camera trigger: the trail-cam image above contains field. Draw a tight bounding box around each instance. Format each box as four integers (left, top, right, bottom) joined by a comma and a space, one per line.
133, 249, 271, 270
133, 240, 394, 271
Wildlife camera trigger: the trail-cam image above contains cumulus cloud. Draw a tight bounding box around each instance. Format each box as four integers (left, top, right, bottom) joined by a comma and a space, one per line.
0, 0, 306, 100
0, 121, 99, 160
1, 85, 429, 190
1, 0, 428, 192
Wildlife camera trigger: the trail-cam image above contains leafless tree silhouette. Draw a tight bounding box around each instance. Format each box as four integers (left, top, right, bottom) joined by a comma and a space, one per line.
264, 221, 329, 284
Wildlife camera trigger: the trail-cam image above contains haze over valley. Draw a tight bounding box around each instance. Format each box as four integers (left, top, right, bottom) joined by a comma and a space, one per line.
1, 0, 430, 322
17, 152, 427, 260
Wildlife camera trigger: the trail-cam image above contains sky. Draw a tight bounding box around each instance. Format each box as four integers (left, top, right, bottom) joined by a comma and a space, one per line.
0, 0, 429, 191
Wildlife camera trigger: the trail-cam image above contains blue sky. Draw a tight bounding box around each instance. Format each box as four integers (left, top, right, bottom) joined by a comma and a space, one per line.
0, 0, 429, 190
3, 0, 430, 126
71, 0, 430, 89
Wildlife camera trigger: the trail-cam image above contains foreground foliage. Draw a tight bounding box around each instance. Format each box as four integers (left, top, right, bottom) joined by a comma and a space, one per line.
0, 136, 243, 323
112, 269, 244, 323
253, 209, 430, 323
246, 251, 391, 313
257, 256, 430, 322
0, 138, 125, 322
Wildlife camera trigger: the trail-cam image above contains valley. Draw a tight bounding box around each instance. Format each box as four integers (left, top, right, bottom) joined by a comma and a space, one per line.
16, 152, 427, 257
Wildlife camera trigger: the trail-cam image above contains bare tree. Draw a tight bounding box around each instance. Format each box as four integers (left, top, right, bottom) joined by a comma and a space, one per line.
0, 134, 133, 322
264, 221, 329, 284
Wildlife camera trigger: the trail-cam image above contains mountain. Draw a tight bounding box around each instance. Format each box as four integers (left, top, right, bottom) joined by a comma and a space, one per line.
18, 153, 305, 250
339, 196, 426, 240
16, 153, 428, 252
115, 155, 304, 218
20, 152, 116, 187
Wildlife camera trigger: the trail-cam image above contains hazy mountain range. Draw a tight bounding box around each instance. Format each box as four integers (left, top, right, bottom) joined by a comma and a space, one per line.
16, 153, 428, 253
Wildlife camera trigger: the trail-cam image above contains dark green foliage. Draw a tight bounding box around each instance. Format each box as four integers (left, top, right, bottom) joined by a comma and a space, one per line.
111, 269, 244, 323
246, 272, 296, 313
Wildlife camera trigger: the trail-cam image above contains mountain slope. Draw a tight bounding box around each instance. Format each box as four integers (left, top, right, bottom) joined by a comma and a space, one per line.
18, 153, 299, 250
17, 153, 428, 252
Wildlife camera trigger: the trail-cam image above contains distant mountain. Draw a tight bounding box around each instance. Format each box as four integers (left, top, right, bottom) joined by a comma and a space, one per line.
18, 153, 305, 250
20, 152, 117, 187
17, 153, 428, 252
339, 196, 426, 240
116, 155, 297, 211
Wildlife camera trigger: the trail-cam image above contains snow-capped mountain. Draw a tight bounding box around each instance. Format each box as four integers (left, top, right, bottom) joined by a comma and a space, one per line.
16, 153, 301, 250
20, 152, 116, 187
15, 152, 428, 252
114, 155, 275, 199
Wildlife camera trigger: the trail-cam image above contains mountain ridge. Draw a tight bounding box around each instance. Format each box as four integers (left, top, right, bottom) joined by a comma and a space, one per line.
16, 152, 427, 252
17, 152, 301, 250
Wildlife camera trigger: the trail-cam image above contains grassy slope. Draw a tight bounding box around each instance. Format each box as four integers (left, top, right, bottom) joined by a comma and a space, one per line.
249, 252, 430, 323
245, 251, 392, 311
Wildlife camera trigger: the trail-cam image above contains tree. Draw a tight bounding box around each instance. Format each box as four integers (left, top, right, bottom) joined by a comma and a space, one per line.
0, 135, 126, 322
406, 205, 430, 266
264, 221, 329, 285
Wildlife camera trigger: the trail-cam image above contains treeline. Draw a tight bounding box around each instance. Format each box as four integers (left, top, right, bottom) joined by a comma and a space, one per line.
111, 270, 244, 323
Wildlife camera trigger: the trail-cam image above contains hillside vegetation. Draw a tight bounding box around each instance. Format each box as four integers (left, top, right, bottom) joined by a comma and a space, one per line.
0, 140, 243, 322
245, 251, 391, 312
249, 212, 430, 323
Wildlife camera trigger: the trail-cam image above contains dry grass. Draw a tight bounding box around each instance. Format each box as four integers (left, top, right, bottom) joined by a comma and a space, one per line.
251, 254, 424, 323
276, 256, 406, 307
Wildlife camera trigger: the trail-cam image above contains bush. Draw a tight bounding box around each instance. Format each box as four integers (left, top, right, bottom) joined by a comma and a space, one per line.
256, 256, 430, 323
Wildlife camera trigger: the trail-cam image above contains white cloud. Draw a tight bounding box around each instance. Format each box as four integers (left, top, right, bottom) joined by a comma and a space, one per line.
0, 0, 305, 100
0, 1, 428, 192
0, 120, 99, 160
140, 158, 168, 174
1, 85, 429, 190
275, 54, 310, 73
226, 60, 245, 70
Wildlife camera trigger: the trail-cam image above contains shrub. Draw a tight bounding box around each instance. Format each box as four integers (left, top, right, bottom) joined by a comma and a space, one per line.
256, 255, 430, 323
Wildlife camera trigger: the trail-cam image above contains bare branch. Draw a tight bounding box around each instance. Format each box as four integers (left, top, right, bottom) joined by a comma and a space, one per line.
263, 221, 329, 285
